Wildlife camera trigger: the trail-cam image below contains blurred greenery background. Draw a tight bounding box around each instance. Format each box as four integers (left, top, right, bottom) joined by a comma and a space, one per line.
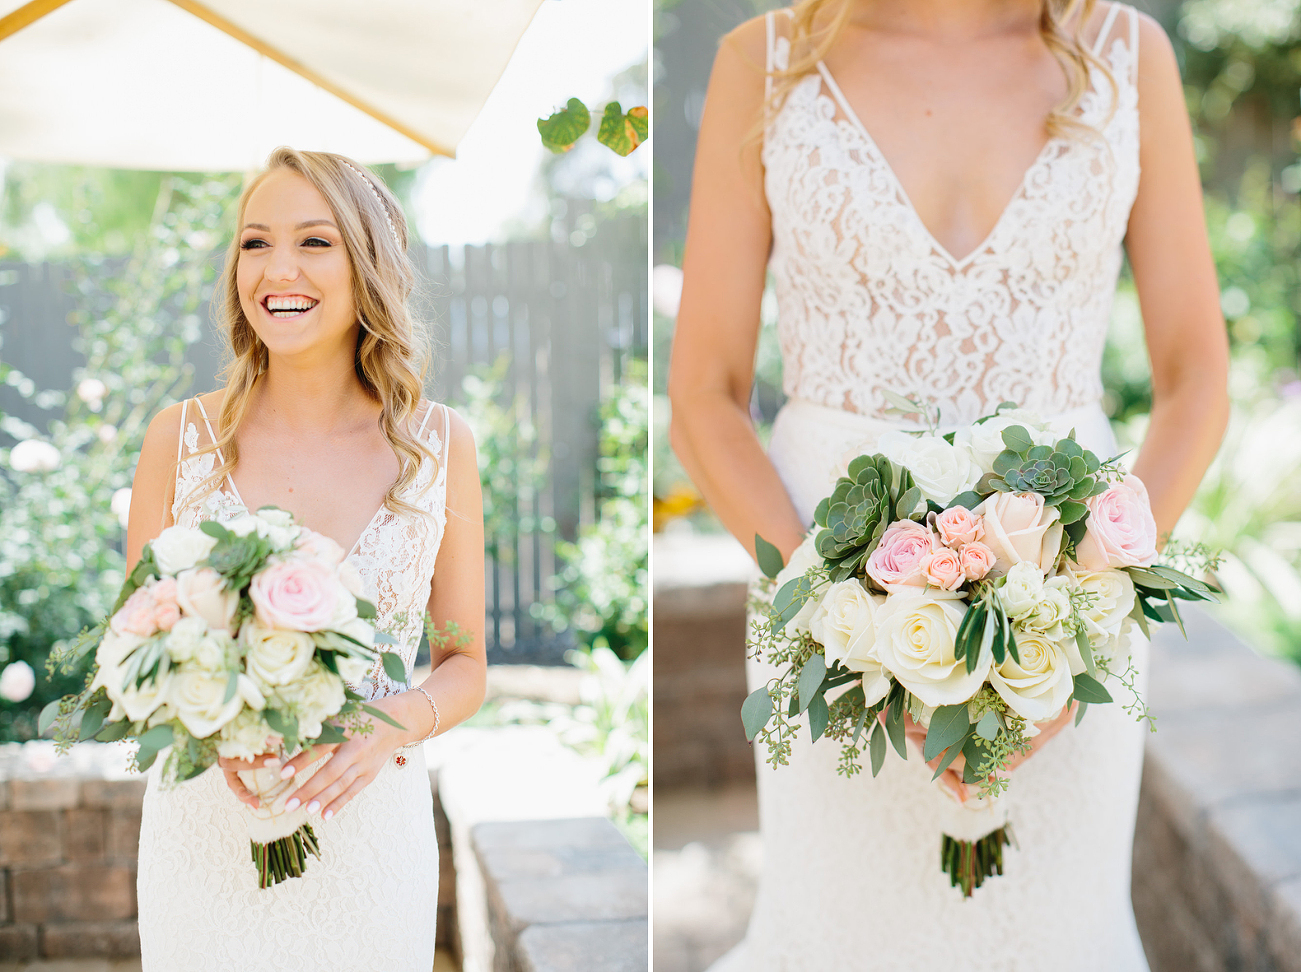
652, 0, 1301, 665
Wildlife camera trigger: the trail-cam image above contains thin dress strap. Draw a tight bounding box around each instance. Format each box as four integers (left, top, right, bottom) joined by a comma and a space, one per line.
176, 398, 189, 464
1090, 2, 1124, 57
191, 397, 244, 505
439, 404, 451, 492
765, 10, 776, 102
1128, 5, 1140, 81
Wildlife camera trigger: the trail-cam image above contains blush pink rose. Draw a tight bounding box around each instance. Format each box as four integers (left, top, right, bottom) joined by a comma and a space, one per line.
975, 492, 1064, 575
923, 546, 965, 591
866, 520, 934, 589
959, 542, 997, 581
150, 577, 181, 632
248, 560, 339, 632
934, 506, 984, 548
294, 529, 345, 566
111, 585, 161, 637
1073, 475, 1159, 570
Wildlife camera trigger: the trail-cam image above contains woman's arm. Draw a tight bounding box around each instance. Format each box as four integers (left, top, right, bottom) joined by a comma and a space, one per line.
1124, 13, 1230, 533
275, 406, 486, 819
125, 402, 185, 573
668, 16, 807, 562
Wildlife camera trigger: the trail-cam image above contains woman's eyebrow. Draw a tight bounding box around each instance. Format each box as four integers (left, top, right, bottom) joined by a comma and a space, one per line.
241, 219, 339, 231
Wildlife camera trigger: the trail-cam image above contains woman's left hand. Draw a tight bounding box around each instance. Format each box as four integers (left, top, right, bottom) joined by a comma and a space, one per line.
275, 698, 406, 820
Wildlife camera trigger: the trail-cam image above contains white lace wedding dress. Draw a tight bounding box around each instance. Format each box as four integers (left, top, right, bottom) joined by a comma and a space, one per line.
136, 397, 449, 971
714, 6, 1151, 970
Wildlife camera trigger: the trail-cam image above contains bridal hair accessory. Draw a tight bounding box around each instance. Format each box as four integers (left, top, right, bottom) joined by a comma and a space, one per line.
339, 160, 402, 251
394, 686, 440, 767
41, 504, 412, 889
743, 395, 1223, 896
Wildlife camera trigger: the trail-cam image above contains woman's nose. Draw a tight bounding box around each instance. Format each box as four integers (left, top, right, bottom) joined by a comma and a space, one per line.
266, 244, 301, 282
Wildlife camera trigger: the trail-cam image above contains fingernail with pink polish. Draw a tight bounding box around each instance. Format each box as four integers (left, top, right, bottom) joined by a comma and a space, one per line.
323, 809, 333, 821
284, 798, 300, 812
280, 765, 295, 780
306, 801, 320, 814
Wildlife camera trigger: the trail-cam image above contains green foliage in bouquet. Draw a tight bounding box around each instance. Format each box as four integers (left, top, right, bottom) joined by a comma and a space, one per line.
981, 427, 1114, 536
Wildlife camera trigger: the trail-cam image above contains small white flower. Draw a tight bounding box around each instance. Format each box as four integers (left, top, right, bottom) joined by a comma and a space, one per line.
164, 616, 207, 663
999, 562, 1045, 619
0, 661, 36, 702
9, 440, 60, 473
876, 431, 980, 507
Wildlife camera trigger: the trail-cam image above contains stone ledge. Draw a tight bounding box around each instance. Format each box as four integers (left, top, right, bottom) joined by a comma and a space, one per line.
517, 919, 648, 972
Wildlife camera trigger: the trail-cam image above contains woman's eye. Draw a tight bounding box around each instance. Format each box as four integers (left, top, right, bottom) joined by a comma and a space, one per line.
303, 237, 331, 247
239, 239, 268, 250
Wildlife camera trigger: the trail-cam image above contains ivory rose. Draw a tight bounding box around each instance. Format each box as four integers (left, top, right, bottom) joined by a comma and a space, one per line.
276, 664, 346, 740
218, 707, 281, 761
1065, 569, 1137, 671
935, 506, 984, 547
923, 546, 965, 591
172, 667, 263, 738
808, 580, 891, 704
876, 431, 981, 506
990, 629, 1074, 723
249, 560, 339, 631
872, 592, 989, 706
1072, 475, 1159, 570
866, 521, 933, 589
150, 524, 217, 575
975, 492, 1064, 575
774, 533, 824, 636
176, 567, 239, 632
954, 411, 1056, 471
242, 622, 317, 688
958, 542, 996, 581
117, 659, 174, 723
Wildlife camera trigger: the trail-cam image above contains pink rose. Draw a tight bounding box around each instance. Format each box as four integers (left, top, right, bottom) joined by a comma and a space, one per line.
866, 520, 934, 589
112, 585, 161, 637
959, 542, 997, 581
934, 506, 984, 548
1073, 475, 1158, 570
923, 546, 965, 591
151, 577, 181, 632
248, 560, 339, 632
975, 492, 1064, 575
294, 529, 345, 566
176, 567, 240, 632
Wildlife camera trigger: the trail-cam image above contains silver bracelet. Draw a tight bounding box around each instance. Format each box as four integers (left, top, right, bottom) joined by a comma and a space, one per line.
394, 687, 439, 767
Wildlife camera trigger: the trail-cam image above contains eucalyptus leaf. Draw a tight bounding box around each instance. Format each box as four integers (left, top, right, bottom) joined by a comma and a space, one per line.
355, 598, 378, 620
1075, 629, 1098, 677
1001, 426, 1034, 453
885, 694, 907, 759
975, 709, 1000, 741
311, 723, 349, 746
797, 652, 827, 714
362, 704, 406, 731
1072, 672, 1113, 704
1074, 701, 1089, 726
380, 651, 406, 683
930, 736, 967, 781
222, 671, 238, 704
869, 721, 886, 776
946, 491, 984, 513
923, 704, 971, 762
961, 734, 984, 784
807, 695, 829, 741
94, 720, 130, 743
754, 534, 785, 580
741, 686, 774, 742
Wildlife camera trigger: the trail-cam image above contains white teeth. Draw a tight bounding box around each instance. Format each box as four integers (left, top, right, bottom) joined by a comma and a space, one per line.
264, 296, 318, 314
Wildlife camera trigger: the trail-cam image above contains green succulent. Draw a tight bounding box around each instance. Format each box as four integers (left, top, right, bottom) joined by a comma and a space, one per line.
813, 454, 925, 582
980, 427, 1110, 529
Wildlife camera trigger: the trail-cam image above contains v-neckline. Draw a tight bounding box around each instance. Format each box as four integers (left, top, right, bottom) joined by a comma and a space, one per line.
813, 59, 1060, 270
219, 475, 385, 560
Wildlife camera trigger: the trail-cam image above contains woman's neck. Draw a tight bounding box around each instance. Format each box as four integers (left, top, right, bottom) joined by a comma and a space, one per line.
251, 351, 379, 434
849, 0, 1043, 37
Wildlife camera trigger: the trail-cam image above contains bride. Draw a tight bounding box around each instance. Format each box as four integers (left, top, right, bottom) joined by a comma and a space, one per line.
125, 148, 485, 970
669, 0, 1227, 968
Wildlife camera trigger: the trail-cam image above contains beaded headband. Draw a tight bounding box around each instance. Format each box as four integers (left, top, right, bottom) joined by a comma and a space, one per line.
339, 160, 402, 251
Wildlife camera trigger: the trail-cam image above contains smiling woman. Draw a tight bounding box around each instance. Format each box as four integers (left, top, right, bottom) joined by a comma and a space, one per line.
122, 147, 487, 972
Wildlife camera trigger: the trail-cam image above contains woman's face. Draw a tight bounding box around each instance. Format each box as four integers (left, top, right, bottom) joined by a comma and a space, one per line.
236, 168, 357, 362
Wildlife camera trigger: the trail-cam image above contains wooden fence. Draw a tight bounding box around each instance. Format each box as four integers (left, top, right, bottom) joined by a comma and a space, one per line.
0, 204, 648, 664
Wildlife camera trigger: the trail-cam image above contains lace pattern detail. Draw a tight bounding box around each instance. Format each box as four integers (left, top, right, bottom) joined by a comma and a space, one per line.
762, 10, 1140, 427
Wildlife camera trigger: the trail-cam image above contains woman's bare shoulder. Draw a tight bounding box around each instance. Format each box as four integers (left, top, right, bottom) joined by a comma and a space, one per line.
721, 10, 780, 66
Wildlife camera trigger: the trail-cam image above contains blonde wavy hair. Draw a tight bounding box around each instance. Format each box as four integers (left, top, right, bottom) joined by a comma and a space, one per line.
187, 146, 435, 519
765, 0, 1117, 140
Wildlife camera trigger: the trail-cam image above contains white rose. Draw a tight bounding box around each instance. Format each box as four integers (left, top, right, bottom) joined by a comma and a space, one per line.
277, 665, 346, 740
873, 592, 989, 707
954, 411, 1056, 472
164, 616, 206, 663
335, 653, 374, 685
876, 431, 980, 507
990, 629, 1074, 723
242, 622, 316, 688
171, 667, 258, 737
253, 508, 300, 549
808, 580, 891, 705
1018, 577, 1074, 642
150, 525, 217, 575
773, 532, 824, 636
226, 514, 265, 538
118, 660, 174, 723
1071, 568, 1136, 646
192, 633, 233, 673
338, 617, 376, 649
329, 586, 360, 629
337, 560, 367, 600
175, 567, 239, 632
999, 562, 1045, 619
0, 661, 36, 703
217, 707, 279, 761
975, 492, 1064, 576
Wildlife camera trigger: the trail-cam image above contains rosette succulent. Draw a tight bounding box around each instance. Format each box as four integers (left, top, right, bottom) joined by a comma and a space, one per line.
982, 427, 1109, 528
814, 454, 924, 581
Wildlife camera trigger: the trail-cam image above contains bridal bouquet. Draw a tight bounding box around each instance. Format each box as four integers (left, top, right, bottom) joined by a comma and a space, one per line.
743, 400, 1220, 896
42, 506, 408, 888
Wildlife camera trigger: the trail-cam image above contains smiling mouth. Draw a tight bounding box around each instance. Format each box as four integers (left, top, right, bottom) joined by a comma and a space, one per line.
262, 295, 319, 318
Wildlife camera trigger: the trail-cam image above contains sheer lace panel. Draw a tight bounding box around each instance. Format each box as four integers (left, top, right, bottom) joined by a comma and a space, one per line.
762, 6, 1141, 427
172, 399, 450, 701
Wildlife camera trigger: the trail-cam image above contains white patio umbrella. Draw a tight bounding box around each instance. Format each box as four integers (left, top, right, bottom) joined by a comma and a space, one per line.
0, 0, 544, 170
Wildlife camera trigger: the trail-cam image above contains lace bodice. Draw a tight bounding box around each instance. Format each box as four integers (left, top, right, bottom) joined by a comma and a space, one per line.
762, 4, 1140, 427
171, 396, 449, 701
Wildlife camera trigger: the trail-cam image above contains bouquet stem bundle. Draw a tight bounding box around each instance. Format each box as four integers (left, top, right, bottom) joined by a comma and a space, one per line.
942, 826, 1015, 898
252, 824, 321, 889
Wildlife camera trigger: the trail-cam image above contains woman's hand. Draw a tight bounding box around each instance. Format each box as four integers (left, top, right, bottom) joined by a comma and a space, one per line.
217, 752, 282, 809
903, 702, 1079, 804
